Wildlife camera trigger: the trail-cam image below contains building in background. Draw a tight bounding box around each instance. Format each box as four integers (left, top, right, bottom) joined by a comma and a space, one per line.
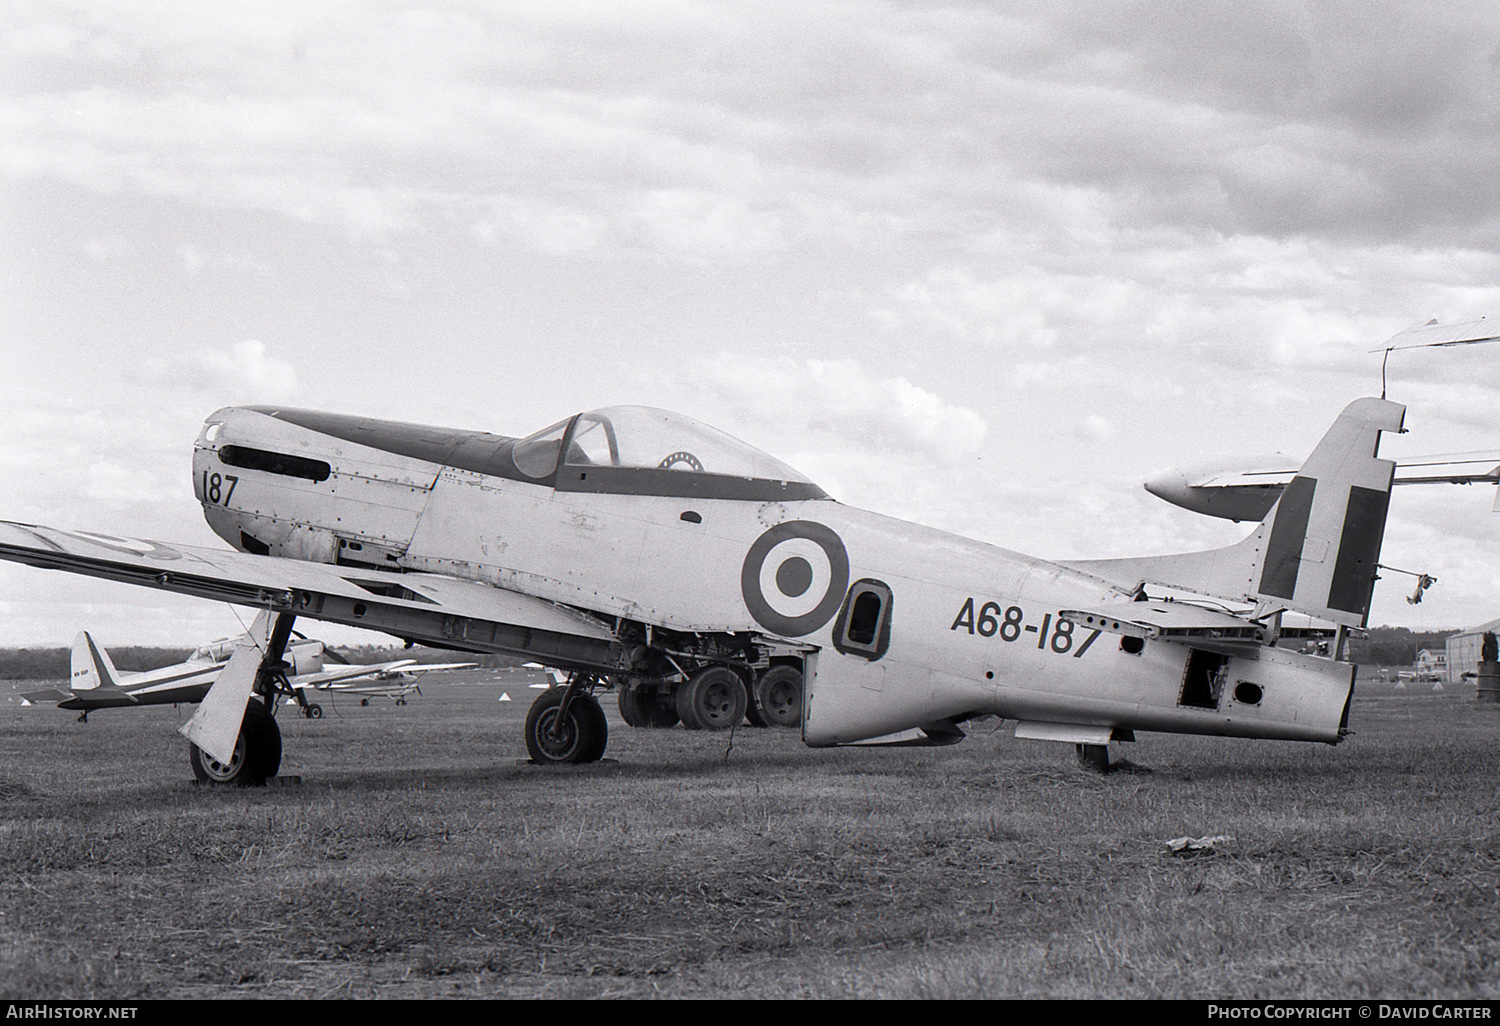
1445, 617, 1500, 684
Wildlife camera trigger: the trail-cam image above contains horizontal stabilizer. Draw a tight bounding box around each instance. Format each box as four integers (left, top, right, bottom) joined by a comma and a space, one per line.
1061, 603, 1266, 644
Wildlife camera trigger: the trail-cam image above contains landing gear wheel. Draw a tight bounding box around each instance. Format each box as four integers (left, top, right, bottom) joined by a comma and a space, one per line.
525, 689, 608, 765
304, 703, 323, 720
642, 689, 679, 728
750, 666, 803, 728
189, 700, 282, 785
618, 686, 646, 727
620, 686, 680, 728
676, 667, 748, 731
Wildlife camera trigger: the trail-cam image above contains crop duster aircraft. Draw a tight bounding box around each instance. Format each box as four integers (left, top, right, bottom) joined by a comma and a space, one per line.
0, 395, 1404, 783
19, 629, 473, 723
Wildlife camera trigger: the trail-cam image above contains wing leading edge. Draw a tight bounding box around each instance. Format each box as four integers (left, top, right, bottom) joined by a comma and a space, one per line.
0, 521, 621, 673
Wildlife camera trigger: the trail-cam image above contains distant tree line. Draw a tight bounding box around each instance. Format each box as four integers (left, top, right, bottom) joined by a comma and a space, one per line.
0, 647, 193, 680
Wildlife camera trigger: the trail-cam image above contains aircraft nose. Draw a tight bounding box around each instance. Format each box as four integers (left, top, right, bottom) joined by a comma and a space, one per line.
1143, 469, 1190, 507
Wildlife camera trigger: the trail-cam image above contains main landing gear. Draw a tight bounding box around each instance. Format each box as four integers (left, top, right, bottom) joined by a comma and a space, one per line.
190, 697, 282, 785
525, 673, 608, 765
187, 612, 294, 786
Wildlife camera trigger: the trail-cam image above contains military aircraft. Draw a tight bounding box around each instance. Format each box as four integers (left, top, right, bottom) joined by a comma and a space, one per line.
0, 393, 1405, 784
19, 628, 472, 722
1144, 319, 1500, 522
1145, 451, 1500, 522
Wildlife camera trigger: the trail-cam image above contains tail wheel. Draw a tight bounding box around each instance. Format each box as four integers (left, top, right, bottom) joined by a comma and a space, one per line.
525, 688, 608, 765
751, 666, 803, 728
189, 700, 282, 785
676, 666, 747, 731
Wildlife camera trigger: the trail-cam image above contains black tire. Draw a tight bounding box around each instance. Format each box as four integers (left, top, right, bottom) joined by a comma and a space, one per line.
642, 689, 680, 728
618, 686, 646, 727
676, 667, 747, 731
189, 700, 282, 786
305, 703, 323, 720
525, 689, 608, 765
752, 666, 803, 728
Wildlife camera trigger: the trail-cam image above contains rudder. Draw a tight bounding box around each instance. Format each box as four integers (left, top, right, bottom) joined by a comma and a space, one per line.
1251, 397, 1404, 627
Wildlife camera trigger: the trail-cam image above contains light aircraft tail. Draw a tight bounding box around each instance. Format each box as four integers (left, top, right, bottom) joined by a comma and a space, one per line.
1066, 397, 1406, 628
69, 631, 135, 699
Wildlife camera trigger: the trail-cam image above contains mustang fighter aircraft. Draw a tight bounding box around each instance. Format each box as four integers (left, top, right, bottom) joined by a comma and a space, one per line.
20, 629, 472, 724
0, 395, 1405, 783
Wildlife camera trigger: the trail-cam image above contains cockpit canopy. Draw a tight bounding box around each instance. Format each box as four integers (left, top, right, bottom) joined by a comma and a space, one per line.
512, 406, 826, 501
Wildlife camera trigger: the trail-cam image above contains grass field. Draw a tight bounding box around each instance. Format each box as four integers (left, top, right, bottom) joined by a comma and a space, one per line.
3, 668, 1499, 1000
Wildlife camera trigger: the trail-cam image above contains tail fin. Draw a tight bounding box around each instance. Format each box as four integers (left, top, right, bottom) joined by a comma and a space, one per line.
1252, 397, 1405, 625
1064, 397, 1406, 628
70, 631, 133, 696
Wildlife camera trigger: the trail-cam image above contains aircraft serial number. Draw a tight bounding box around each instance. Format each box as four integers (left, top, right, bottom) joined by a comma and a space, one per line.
202, 471, 239, 506
949, 599, 1100, 657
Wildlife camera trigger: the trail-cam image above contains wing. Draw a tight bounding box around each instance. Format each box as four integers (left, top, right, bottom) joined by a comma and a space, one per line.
1375, 318, 1500, 351
0, 521, 621, 671
290, 662, 415, 688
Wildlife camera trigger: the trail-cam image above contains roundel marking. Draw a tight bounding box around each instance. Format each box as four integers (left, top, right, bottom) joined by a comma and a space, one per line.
741, 521, 849, 637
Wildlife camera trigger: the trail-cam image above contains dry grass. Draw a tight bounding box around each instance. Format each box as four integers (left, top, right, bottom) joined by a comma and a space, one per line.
3, 671, 1500, 999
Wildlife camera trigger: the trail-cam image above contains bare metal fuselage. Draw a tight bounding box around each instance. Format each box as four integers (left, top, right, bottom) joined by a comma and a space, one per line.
190, 405, 1356, 750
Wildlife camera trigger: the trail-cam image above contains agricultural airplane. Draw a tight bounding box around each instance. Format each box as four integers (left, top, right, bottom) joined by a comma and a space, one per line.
19, 629, 473, 723
0, 393, 1405, 784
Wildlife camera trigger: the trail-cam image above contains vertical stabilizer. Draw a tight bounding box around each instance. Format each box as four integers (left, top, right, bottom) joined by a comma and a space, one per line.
1063, 397, 1406, 628
1252, 397, 1405, 626
69, 631, 132, 696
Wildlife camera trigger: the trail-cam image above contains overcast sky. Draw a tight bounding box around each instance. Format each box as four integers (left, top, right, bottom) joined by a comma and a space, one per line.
3, 0, 1499, 648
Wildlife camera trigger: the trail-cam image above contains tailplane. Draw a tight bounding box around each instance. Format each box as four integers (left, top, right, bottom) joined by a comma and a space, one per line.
1065, 397, 1406, 628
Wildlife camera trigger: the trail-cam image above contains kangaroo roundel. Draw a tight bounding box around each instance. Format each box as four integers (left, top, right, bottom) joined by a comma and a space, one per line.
741, 521, 849, 637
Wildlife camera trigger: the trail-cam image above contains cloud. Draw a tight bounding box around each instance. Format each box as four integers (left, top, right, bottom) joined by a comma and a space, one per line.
132, 340, 299, 403
671, 352, 987, 462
